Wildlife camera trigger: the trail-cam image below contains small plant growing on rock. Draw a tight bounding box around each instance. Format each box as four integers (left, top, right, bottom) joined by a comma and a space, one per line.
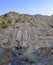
14, 46, 35, 64
0, 21, 7, 29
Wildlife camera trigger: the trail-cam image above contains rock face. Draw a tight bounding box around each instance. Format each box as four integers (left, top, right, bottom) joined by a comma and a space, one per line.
32, 47, 53, 65
0, 12, 53, 65
0, 48, 21, 65
0, 12, 53, 52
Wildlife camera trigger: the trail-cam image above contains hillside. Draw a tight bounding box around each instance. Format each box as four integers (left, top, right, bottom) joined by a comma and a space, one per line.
0, 12, 53, 51
0, 12, 53, 65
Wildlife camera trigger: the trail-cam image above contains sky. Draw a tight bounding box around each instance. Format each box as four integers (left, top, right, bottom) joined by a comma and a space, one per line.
0, 0, 53, 15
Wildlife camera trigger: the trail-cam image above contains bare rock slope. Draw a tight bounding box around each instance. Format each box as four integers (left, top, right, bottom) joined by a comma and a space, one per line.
0, 12, 53, 52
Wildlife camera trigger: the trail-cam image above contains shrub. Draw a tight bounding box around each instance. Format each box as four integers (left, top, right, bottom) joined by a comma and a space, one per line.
1, 21, 7, 29
49, 24, 53, 28
14, 46, 35, 64
7, 19, 12, 24
20, 53, 35, 64
14, 46, 25, 56
4, 14, 7, 17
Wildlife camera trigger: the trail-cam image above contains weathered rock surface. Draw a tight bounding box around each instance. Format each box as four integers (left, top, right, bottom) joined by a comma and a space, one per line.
0, 12, 53, 65
0, 12, 53, 52
0, 48, 21, 65
32, 47, 53, 65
